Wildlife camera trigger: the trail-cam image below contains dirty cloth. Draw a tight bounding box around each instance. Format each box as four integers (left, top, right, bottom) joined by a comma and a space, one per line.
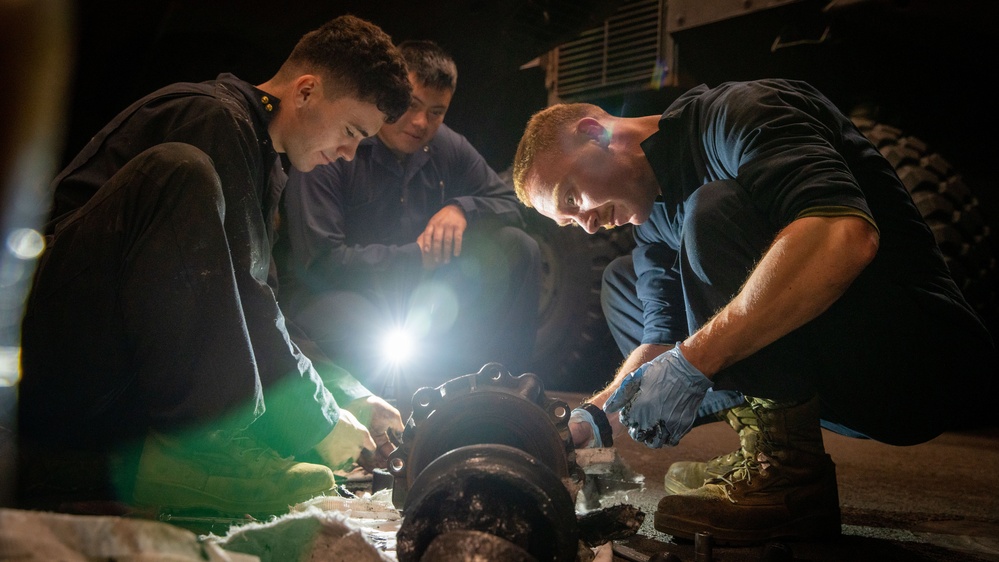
0, 508, 254, 561
0, 492, 401, 562
207, 504, 396, 562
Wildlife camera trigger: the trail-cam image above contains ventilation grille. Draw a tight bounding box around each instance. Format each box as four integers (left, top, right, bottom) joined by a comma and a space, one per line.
553, 0, 664, 99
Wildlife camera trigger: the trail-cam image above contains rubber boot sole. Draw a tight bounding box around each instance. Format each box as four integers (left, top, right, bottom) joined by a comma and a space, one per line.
654, 508, 842, 546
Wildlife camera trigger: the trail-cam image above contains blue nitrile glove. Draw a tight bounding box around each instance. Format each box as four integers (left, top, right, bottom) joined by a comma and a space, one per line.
603, 344, 713, 448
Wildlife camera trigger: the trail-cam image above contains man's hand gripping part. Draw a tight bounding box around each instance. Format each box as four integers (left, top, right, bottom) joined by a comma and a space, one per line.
604, 344, 713, 448
314, 395, 404, 473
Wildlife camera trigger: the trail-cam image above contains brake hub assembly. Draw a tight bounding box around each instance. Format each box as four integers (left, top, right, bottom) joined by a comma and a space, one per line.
388, 363, 582, 562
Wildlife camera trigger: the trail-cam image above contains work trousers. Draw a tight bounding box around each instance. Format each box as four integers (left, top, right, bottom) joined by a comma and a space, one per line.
601, 181, 995, 445
289, 226, 541, 398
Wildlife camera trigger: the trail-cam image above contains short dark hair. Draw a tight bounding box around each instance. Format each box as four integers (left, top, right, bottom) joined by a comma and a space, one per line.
398, 40, 458, 92
284, 15, 411, 123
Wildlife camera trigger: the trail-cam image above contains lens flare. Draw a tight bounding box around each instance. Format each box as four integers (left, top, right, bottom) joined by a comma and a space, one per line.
382, 327, 414, 365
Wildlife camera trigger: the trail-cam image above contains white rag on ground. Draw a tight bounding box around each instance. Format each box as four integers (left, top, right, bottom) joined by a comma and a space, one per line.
0, 487, 623, 561
0, 491, 401, 562
0, 507, 255, 561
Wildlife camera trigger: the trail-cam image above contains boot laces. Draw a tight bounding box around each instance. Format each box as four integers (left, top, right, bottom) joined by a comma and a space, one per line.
713, 451, 773, 503
228, 433, 290, 466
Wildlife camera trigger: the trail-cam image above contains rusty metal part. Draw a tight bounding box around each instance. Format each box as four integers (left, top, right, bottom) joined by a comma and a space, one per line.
420, 529, 537, 562
695, 531, 713, 562
577, 504, 645, 547
611, 543, 652, 562
612, 543, 682, 562
396, 443, 579, 562
389, 364, 586, 561
388, 363, 575, 509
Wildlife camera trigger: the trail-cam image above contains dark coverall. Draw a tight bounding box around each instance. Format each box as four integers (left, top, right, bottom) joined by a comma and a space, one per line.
601, 79, 995, 445
18, 74, 369, 494
279, 124, 540, 391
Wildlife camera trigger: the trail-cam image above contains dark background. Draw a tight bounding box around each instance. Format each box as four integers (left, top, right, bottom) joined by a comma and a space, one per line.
60, 0, 628, 174
61, 1, 999, 204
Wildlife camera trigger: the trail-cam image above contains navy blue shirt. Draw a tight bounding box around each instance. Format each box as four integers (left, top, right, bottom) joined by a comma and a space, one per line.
633, 79, 950, 344
282, 124, 523, 287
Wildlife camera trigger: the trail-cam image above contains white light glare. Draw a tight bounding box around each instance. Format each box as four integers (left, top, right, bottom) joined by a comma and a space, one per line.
382, 327, 414, 365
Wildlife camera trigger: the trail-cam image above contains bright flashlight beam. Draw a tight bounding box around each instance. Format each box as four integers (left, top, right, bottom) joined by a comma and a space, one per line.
382, 327, 414, 365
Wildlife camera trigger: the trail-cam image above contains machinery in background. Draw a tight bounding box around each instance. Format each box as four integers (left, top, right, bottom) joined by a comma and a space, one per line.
523, 0, 998, 392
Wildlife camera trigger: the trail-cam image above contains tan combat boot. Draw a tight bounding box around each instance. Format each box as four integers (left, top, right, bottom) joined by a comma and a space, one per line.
655, 395, 841, 544
662, 400, 760, 494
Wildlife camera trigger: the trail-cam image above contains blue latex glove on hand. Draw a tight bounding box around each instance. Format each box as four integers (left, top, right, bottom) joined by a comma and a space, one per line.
604, 344, 713, 448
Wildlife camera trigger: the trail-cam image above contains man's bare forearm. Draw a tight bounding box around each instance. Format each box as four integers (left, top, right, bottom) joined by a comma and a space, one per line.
588, 342, 672, 408
683, 215, 878, 376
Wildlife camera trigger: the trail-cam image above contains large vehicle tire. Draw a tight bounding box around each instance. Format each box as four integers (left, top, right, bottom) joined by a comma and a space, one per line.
523, 208, 635, 392
852, 116, 998, 329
